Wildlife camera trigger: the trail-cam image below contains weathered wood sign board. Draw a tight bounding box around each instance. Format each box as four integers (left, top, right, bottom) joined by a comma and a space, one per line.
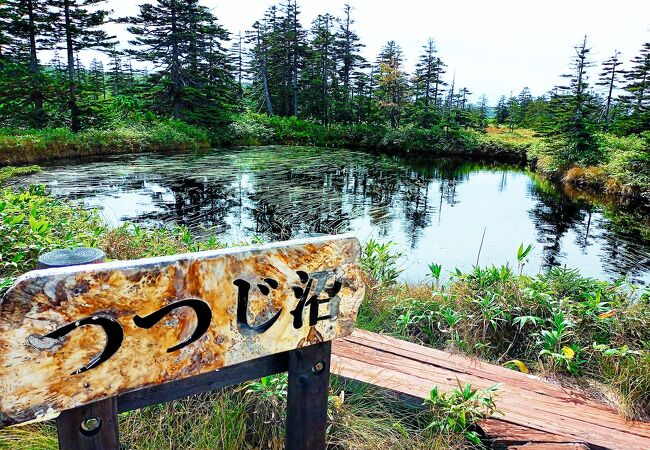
0, 234, 364, 428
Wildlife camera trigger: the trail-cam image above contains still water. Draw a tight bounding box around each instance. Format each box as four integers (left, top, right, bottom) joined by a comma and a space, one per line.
21, 146, 650, 284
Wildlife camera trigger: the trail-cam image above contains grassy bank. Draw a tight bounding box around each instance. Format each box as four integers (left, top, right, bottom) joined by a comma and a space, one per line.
2, 115, 648, 206
229, 115, 650, 204
0, 120, 210, 165
360, 241, 650, 420
480, 127, 650, 204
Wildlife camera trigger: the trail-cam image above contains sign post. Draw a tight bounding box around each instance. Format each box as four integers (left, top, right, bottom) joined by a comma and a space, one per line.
0, 235, 364, 449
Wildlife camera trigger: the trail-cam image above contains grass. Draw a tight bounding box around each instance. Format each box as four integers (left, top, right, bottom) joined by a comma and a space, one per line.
0, 165, 41, 185
0, 376, 467, 450
480, 127, 650, 203
1, 115, 647, 204
0, 120, 210, 165
359, 247, 650, 420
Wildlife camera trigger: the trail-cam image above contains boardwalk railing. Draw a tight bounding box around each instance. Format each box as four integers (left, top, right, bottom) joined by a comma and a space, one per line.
0, 235, 364, 450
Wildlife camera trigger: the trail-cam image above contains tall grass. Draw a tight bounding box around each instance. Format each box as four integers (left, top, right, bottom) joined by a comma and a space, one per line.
360, 244, 650, 420
0, 121, 210, 165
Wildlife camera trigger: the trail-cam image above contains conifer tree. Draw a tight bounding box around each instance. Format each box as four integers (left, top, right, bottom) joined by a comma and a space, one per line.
302, 14, 337, 124
49, 0, 114, 131
495, 95, 508, 125
375, 41, 408, 128
596, 50, 622, 129
517, 87, 533, 125
123, 0, 234, 125
1, 0, 54, 127
335, 3, 365, 121
619, 43, 650, 133
545, 36, 602, 166
414, 38, 446, 126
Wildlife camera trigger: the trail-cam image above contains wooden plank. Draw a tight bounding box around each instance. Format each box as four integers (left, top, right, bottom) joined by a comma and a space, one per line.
341, 331, 649, 432
480, 420, 587, 449
117, 350, 289, 413
0, 235, 364, 428
331, 330, 650, 450
286, 341, 331, 450
56, 397, 119, 450
507, 445, 590, 450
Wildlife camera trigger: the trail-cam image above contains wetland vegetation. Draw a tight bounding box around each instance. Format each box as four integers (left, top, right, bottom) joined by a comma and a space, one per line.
1, 0, 650, 447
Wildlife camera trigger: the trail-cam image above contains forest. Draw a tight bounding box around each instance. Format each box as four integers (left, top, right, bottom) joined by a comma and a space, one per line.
0, 0, 649, 198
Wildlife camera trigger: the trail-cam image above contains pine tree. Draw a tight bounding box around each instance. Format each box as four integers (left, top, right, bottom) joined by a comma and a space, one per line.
246, 20, 274, 114
88, 58, 106, 100
596, 50, 622, 129
517, 87, 533, 125
124, 0, 234, 125
507, 93, 519, 130
1, 0, 54, 127
106, 45, 123, 96
619, 43, 650, 134
495, 95, 508, 125
334, 3, 365, 122
545, 36, 602, 166
375, 41, 408, 128
231, 31, 245, 102
0, 2, 13, 62
414, 38, 446, 126
302, 14, 337, 124
49, 0, 114, 131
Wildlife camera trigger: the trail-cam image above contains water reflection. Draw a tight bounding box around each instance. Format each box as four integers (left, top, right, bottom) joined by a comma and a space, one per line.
21, 146, 650, 284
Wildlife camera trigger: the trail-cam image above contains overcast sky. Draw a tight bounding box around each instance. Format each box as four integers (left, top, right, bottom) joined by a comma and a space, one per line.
84, 0, 650, 104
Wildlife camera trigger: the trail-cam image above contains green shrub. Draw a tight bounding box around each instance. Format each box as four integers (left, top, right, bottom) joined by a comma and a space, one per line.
0, 185, 105, 291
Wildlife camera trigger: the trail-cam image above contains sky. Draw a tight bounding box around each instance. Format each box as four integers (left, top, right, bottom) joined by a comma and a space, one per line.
79, 0, 650, 104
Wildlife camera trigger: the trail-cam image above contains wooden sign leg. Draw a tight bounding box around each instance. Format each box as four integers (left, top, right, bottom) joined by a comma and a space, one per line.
286, 341, 332, 450
56, 394, 119, 449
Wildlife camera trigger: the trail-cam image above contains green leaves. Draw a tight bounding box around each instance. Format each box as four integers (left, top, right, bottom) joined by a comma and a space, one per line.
425, 382, 499, 447
360, 239, 403, 286
517, 243, 533, 262
0, 186, 105, 293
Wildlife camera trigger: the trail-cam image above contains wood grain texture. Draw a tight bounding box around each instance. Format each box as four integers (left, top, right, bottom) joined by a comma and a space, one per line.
0, 235, 364, 428
56, 397, 119, 450
331, 330, 650, 450
286, 341, 331, 450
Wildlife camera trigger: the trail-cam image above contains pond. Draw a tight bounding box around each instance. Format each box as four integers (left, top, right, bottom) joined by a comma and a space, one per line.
21, 146, 650, 284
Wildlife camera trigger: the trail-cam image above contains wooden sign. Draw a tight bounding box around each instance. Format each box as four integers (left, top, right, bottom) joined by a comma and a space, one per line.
0, 234, 364, 428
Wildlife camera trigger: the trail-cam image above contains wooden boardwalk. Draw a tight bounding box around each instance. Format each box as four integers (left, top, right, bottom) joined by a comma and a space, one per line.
331, 330, 650, 450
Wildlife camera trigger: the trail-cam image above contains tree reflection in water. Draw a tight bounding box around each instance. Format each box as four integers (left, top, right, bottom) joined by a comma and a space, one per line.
20, 146, 650, 284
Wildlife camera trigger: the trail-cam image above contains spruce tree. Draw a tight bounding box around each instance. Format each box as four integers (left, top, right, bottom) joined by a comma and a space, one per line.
1, 0, 55, 127
545, 36, 602, 167
123, 0, 234, 125
495, 95, 508, 125
619, 43, 650, 134
517, 87, 533, 125
49, 0, 114, 131
375, 41, 408, 128
596, 50, 622, 130
302, 14, 337, 124
335, 3, 365, 122
414, 38, 446, 126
